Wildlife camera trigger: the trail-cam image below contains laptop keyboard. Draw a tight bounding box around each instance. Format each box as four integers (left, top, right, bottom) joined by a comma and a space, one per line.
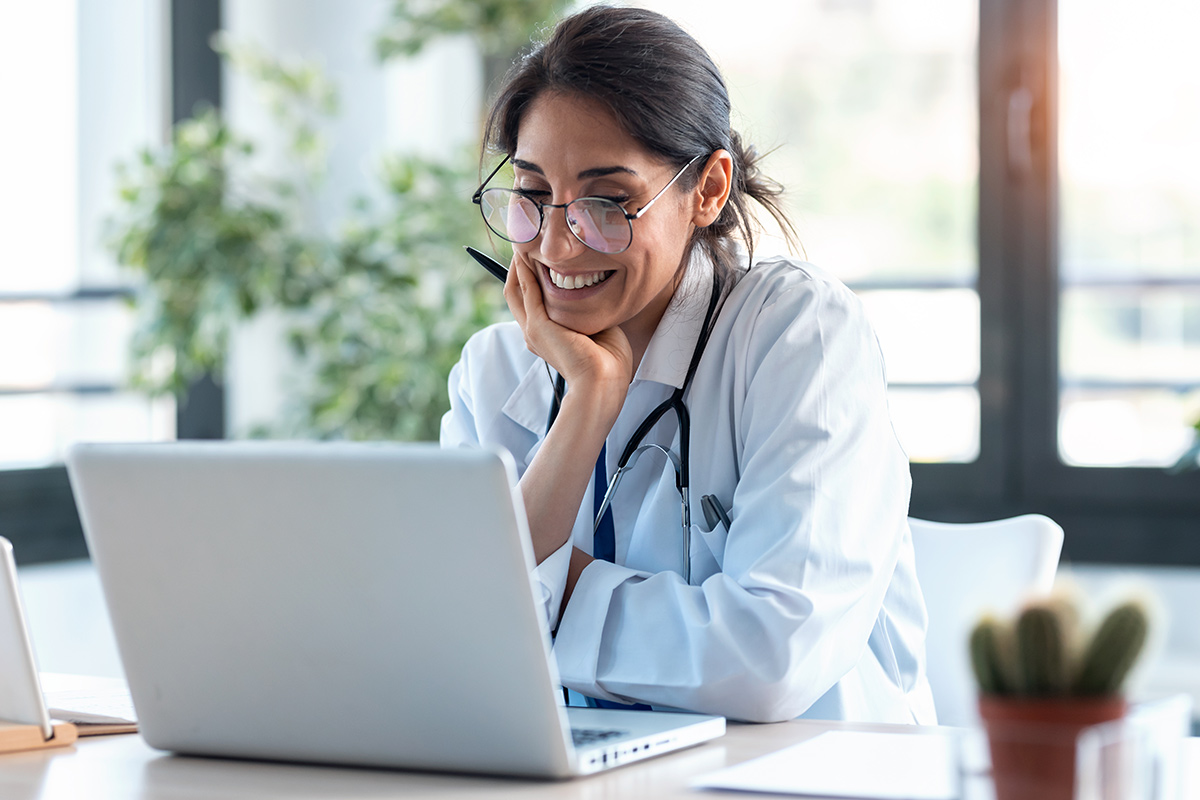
571, 727, 627, 747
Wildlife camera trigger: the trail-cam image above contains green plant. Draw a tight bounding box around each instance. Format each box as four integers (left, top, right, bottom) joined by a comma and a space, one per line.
108, 106, 322, 395
281, 153, 508, 442
969, 594, 1149, 698
107, 1, 573, 442
376, 0, 564, 57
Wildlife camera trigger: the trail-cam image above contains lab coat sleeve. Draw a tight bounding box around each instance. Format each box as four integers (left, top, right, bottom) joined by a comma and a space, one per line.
440, 355, 480, 450
552, 278, 912, 722
441, 332, 572, 631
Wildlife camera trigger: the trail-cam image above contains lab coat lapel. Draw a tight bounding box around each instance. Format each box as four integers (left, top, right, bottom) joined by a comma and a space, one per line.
500, 357, 556, 437
633, 250, 714, 390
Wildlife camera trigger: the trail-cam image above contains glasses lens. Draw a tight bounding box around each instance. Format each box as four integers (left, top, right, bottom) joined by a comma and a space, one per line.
567, 199, 632, 254
480, 189, 541, 243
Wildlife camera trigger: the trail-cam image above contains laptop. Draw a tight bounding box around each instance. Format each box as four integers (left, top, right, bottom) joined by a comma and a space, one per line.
0, 541, 134, 741
0, 536, 55, 741
66, 441, 724, 777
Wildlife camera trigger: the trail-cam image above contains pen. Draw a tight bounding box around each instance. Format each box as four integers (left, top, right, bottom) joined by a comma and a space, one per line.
464, 245, 508, 283
700, 494, 733, 532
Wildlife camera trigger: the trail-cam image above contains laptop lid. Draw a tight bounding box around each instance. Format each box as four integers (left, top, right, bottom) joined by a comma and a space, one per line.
69, 441, 583, 776
0, 537, 54, 740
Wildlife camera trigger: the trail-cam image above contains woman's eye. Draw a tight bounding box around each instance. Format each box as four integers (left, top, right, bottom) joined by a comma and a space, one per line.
514, 188, 551, 199
594, 194, 631, 205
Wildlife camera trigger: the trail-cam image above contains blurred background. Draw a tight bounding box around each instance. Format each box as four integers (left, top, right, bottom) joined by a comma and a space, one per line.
1, 0, 1198, 708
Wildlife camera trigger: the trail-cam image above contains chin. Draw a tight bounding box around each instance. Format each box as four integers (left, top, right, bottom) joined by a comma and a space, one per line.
546, 307, 606, 337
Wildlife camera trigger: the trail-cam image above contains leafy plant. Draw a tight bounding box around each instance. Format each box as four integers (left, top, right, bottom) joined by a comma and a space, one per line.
108, 106, 322, 395
969, 593, 1150, 698
107, 1, 572, 441
282, 153, 508, 442
376, 0, 565, 61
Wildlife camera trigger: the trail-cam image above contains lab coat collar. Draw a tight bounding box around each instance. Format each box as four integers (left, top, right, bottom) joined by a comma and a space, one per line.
633, 249, 715, 390
500, 249, 715, 435
500, 357, 555, 436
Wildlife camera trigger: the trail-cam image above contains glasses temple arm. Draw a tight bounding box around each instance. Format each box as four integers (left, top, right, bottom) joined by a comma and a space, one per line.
472, 154, 511, 203
628, 153, 705, 220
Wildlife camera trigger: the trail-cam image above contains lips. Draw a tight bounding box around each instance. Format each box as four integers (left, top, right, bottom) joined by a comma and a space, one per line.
546, 267, 615, 290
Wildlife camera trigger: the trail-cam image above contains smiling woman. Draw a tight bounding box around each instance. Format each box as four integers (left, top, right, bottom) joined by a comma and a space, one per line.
441, 5, 936, 724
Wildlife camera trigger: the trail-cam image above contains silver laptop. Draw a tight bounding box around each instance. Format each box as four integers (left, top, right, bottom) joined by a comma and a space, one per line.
67, 441, 723, 777
0, 536, 55, 740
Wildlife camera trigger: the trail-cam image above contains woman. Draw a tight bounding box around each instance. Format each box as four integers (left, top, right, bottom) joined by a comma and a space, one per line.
442, 5, 935, 725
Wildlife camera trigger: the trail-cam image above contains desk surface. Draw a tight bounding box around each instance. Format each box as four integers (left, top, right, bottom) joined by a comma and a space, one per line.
3, 719, 1198, 800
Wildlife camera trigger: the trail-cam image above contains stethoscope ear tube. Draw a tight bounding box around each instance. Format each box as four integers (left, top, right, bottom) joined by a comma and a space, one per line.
593, 444, 682, 534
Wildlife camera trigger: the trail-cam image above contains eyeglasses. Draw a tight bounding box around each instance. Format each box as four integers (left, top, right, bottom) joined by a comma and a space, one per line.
472, 154, 703, 255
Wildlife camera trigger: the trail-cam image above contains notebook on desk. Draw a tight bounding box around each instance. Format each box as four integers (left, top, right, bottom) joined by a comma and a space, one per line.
66, 441, 724, 778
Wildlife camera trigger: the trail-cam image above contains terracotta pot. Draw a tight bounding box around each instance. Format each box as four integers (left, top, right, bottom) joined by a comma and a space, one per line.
978, 695, 1127, 800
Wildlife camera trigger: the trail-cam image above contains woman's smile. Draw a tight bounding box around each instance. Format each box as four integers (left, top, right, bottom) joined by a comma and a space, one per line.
544, 266, 615, 291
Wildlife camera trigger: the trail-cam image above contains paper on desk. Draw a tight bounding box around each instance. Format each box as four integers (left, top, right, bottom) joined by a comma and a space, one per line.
40, 673, 137, 735
692, 730, 959, 800
46, 688, 136, 725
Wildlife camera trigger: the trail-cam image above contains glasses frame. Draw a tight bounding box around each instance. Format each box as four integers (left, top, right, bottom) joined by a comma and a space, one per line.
472, 153, 704, 255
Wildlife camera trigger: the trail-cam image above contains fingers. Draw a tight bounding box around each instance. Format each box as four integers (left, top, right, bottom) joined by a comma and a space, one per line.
503, 255, 526, 329
504, 253, 633, 392
507, 254, 554, 360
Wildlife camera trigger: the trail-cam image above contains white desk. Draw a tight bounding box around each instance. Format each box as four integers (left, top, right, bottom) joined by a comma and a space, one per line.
3, 720, 1198, 800
11, 561, 1200, 798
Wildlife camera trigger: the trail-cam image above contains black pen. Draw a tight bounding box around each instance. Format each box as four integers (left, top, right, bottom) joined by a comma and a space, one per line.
700, 494, 733, 532
464, 246, 508, 283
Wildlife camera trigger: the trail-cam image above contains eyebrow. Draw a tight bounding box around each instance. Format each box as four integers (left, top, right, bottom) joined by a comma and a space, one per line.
511, 159, 639, 180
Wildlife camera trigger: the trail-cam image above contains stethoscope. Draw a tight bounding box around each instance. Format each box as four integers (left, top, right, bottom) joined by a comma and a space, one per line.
545, 272, 724, 585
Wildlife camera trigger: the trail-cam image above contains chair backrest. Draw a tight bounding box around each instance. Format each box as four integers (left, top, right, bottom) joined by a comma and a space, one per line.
909, 514, 1064, 727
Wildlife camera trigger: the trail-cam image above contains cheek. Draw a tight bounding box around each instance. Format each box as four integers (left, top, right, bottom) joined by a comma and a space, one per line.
629, 224, 691, 286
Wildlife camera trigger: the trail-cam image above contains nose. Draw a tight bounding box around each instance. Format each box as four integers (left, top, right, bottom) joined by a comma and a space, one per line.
535, 203, 585, 262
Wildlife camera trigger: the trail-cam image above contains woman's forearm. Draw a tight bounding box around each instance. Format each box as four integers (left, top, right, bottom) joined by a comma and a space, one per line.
518, 384, 624, 564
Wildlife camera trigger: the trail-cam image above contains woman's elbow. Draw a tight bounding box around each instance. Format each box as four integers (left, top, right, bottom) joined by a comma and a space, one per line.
705, 664, 824, 723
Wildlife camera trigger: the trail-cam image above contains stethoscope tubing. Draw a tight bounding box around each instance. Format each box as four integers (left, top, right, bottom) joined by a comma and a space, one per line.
466, 242, 720, 584
547, 273, 722, 585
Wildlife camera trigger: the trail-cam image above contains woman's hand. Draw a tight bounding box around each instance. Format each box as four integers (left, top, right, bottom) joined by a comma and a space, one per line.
504, 252, 630, 569
504, 252, 632, 406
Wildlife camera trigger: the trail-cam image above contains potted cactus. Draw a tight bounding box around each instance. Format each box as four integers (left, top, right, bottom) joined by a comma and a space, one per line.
969, 594, 1150, 800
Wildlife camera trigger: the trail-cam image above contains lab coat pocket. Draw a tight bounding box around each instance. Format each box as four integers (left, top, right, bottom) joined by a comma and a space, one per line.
689, 519, 729, 580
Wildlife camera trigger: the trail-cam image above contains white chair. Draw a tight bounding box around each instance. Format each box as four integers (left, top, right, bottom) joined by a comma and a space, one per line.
909, 514, 1064, 727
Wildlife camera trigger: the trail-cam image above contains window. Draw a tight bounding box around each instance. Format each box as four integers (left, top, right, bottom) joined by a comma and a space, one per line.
1057, 0, 1200, 468
0, 1, 174, 470
645, 0, 981, 464
0, 1, 216, 563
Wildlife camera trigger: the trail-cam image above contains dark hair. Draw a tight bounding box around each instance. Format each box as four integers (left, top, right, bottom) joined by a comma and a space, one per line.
482, 5, 797, 285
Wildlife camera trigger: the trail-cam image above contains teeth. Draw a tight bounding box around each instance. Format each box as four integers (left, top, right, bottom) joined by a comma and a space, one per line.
548, 269, 611, 290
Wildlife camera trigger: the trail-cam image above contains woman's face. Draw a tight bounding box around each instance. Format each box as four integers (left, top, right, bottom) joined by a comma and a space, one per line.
511, 92, 699, 346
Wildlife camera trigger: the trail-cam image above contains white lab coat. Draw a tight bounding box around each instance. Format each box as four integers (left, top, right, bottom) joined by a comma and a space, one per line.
441, 251, 937, 724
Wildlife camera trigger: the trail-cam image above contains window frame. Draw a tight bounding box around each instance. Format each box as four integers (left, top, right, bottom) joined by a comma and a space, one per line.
909, 0, 1200, 565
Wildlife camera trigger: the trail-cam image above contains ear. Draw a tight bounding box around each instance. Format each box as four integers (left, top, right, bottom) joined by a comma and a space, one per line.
691, 150, 733, 228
